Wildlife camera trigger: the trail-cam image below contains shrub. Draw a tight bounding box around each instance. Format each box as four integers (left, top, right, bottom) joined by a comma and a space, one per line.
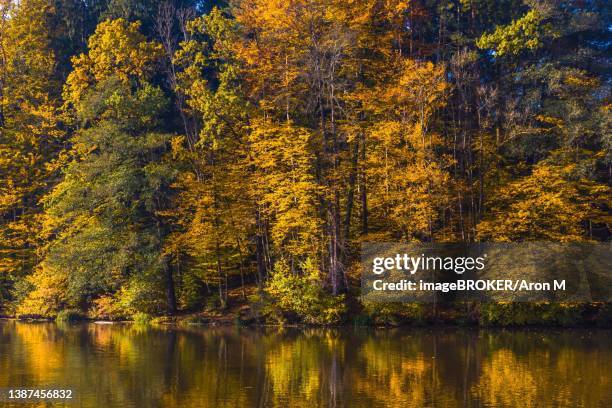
55, 309, 83, 322
264, 258, 346, 325
132, 312, 152, 325
362, 301, 424, 326
115, 273, 167, 315
90, 294, 127, 321
478, 302, 583, 326
15, 267, 68, 318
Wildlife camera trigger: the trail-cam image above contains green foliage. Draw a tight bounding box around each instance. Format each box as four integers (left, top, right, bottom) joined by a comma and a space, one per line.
477, 10, 552, 56
479, 302, 584, 326
55, 309, 83, 322
362, 302, 425, 326
115, 273, 169, 316
264, 259, 346, 325
1, 1, 610, 326
204, 296, 222, 311
19, 19, 176, 316
132, 311, 152, 325
176, 271, 207, 310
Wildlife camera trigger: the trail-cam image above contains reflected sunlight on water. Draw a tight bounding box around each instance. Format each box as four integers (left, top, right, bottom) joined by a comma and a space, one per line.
0, 321, 610, 407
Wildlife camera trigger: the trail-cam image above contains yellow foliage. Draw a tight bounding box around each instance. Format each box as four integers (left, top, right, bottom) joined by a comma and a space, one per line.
16, 264, 68, 317
0, 0, 65, 295
63, 19, 162, 106
249, 120, 323, 260
361, 58, 452, 240
477, 152, 611, 241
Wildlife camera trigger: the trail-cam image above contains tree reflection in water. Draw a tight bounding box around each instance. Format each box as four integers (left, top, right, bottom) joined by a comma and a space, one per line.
0, 322, 609, 407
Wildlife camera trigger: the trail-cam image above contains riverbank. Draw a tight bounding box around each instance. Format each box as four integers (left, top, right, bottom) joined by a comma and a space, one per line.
4, 277, 611, 328
4, 298, 610, 328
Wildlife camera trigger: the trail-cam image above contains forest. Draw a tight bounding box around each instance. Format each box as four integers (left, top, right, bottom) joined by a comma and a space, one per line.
0, 0, 610, 325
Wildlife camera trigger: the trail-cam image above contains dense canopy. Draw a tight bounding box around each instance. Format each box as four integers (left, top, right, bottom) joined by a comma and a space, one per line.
0, 0, 609, 323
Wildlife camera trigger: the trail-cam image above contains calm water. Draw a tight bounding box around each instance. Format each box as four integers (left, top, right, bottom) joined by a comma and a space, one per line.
0, 321, 610, 407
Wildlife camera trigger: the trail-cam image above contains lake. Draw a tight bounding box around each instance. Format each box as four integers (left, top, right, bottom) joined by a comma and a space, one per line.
0, 321, 610, 407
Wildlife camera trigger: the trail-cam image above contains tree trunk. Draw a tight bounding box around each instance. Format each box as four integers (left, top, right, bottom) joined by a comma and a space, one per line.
255, 209, 266, 293
344, 140, 359, 243
360, 133, 368, 234
164, 256, 177, 314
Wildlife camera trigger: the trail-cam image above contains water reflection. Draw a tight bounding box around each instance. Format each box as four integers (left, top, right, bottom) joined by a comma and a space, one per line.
0, 321, 609, 407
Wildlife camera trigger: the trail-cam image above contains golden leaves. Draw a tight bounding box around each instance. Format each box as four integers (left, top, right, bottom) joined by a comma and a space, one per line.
64, 19, 163, 107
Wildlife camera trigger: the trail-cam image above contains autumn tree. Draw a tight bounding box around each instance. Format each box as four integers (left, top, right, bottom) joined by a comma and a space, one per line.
475, 0, 611, 241
477, 152, 611, 242
18, 19, 177, 317
0, 0, 65, 310
1, 0, 609, 321
360, 59, 452, 241
163, 8, 255, 309
233, 0, 361, 294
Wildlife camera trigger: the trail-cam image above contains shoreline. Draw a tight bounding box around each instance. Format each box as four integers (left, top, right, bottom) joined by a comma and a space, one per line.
2, 312, 610, 329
